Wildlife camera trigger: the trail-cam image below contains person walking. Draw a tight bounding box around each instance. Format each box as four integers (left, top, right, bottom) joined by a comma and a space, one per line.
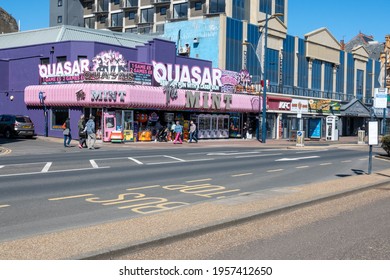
85, 115, 96, 149
173, 121, 183, 144
78, 114, 87, 149
242, 122, 248, 139
63, 117, 72, 147
189, 120, 198, 143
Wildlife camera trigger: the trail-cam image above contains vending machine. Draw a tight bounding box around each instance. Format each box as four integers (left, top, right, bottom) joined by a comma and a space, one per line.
103, 111, 116, 142
326, 116, 339, 141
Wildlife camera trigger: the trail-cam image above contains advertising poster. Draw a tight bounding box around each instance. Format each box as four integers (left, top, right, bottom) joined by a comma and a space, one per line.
308, 118, 321, 139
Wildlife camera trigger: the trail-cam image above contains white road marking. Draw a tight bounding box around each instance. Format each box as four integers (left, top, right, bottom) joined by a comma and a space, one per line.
0, 204, 10, 208
90, 160, 99, 168
0, 166, 110, 178
186, 179, 212, 183
41, 162, 52, 173
0, 166, 4, 169
275, 156, 320, 161
128, 157, 143, 165
49, 194, 94, 201
235, 153, 282, 159
296, 165, 309, 169
164, 155, 186, 162
231, 173, 253, 177
341, 160, 352, 163
208, 151, 260, 156
267, 169, 284, 173
320, 163, 332, 166
126, 185, 160, 191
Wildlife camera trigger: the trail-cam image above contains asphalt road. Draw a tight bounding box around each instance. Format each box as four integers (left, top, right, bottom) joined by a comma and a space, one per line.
116, 184, 390, 260
0, 142, 389, 242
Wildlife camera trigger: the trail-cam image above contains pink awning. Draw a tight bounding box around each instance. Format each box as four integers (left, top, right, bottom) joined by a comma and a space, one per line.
24, 84, 260, 113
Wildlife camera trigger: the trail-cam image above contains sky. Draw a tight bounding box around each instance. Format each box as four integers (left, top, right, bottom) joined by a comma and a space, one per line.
0, 0, 389, 42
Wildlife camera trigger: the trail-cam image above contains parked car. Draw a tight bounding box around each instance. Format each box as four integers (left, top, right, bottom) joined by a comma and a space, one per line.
0, 114, 35, 139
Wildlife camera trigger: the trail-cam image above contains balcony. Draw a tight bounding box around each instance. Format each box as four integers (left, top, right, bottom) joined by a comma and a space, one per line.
92, 3, 109, 14
120, 0, 138, 10
151, 0, 170, 6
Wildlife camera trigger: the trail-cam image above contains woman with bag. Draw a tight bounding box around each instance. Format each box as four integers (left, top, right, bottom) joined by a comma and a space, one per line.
78, 115, 87, 149
63, 117, 72, 147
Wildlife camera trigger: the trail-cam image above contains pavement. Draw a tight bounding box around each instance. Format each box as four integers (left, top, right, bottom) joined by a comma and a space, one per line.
0, 135, 390, 259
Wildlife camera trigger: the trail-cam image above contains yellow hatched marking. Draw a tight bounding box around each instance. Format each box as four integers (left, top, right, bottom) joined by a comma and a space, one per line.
48, 194, 94, 201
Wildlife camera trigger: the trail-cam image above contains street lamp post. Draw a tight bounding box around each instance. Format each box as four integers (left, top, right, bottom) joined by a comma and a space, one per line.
242, 13, 283, 143
259, 13, 283, 143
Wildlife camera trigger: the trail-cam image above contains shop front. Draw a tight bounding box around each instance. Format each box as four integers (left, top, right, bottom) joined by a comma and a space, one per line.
24, 83, 260, 142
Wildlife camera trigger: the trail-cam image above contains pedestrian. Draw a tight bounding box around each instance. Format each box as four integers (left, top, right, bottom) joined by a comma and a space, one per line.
78, 114, 87, 149
189, 120, 198, 143
63, 117, 72, 147
85, 115, 96, 149
173, 121, 183, 144
170, 121, 176, 141
243, 122, 248, 139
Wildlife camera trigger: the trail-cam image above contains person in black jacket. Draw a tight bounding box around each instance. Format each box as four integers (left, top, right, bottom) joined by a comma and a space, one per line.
63, 117, 72, 147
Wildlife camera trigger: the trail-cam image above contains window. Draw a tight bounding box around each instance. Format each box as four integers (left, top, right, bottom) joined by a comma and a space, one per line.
141, 8, 154, 23
98, 15, 107, 23
40, 58, 50, 65
114, 0, 120, 5
128, 11, 136, 20
125, 27, 138, 33
173, 3, 188, 18
260, 0, 272, 14
57, 16, 62, 23
58, 0, 62, 7
275, 0, 285, 21
111, 13, 123, 27
52, 108, 69, 130
195, 2, 202, 10
56, 56, 67, 67
84, 17, 95, 28
209, 0, 225, 13
160, 7, 167, 15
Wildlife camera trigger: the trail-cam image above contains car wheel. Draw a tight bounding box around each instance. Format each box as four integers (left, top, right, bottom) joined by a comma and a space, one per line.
4, 129, 12, 139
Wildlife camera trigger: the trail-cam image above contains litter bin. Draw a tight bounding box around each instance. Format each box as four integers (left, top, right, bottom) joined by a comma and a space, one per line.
358, 130, 365, 144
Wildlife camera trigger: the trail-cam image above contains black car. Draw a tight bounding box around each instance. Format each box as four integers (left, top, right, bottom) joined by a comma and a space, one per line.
0, 114, 35, 139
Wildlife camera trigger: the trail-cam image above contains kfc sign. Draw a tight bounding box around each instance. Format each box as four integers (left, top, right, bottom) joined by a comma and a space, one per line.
279, 102, 291, 110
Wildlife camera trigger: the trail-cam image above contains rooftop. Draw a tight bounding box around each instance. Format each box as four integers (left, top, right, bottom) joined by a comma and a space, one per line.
0, 25, 162, 50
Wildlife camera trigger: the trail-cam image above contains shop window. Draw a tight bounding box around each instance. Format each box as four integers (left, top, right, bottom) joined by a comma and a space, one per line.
52, 109, 69, 130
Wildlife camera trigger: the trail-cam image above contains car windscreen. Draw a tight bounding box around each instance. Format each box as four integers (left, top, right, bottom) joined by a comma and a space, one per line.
15, 117, 31, 123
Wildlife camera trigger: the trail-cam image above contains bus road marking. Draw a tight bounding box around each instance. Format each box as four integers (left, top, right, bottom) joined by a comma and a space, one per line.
49, 194, 94, 201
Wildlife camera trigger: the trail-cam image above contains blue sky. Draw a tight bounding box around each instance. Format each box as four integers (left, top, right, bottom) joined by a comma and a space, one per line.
1, 0, 389, 42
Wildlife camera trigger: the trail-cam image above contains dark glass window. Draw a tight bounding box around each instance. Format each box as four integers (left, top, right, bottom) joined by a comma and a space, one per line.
141, 8, 154, 23
111, 13, 123, 27
195, 2, 202, 11
275, 0, 285, 21
58, 0, 62, 7
57, 16, 62, 23
52, 109, 69, 130
260, 0, 272, 14
160, 7, 167, 15
210, 0, 225, 13
128, 11, 135, 20
173, 3, 188, 18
